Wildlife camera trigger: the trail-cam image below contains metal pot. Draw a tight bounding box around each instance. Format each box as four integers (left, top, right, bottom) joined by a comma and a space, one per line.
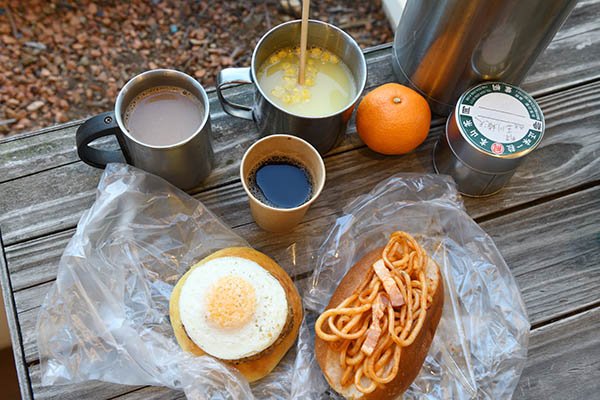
216, 19, 367, 154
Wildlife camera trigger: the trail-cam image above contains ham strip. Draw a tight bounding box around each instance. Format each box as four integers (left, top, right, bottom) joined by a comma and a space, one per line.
373, 259, 405, 307
361, 294, 389, 355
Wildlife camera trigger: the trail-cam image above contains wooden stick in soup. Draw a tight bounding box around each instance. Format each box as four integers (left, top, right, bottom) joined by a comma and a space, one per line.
298, 0, 310, 85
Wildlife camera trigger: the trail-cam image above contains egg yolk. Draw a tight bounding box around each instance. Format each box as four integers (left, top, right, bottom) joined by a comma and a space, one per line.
205, 275, 257, 330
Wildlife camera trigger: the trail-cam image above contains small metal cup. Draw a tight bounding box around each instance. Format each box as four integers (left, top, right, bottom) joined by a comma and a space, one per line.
76, 69, 214, 190
216, 20, 367, 154
433, 82, 545, 197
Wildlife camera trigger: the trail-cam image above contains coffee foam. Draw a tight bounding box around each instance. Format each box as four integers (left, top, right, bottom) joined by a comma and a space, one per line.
123, 86, 203, 128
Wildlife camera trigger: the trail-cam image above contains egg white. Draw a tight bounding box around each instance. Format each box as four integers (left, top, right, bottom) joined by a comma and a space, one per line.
178, 256, 288, 360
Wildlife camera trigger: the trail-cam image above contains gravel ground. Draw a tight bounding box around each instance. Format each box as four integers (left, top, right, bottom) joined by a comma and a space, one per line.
0, 0, 393, 137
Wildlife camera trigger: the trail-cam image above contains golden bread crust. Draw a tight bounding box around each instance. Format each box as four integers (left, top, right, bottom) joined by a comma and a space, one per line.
315, 248, 444, 399
170, 246, 303, 382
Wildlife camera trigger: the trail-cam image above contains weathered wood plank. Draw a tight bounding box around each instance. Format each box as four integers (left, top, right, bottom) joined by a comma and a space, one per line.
0, 123, 79, 183
27, 300, 600, 400
514, 307, 600, 400
525, 0, 600, 96
0, 237, 33, 399
479, 185, 600, 326
0, 4, 598, 397
2, 230, 73, 293
15, 185, 600, 368
27, 361, 144, 400
2, 77, 599, 249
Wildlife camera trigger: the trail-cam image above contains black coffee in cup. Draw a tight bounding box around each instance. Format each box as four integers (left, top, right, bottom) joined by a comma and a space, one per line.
247, 156, 313, 209
123, 86, 205, 146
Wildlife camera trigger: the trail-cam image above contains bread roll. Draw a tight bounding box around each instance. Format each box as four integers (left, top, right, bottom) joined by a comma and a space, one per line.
170, 247, 303, 382
315, 247, 444, 399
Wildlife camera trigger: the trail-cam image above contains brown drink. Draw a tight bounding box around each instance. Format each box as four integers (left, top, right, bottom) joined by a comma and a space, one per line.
123, 86, 205, 146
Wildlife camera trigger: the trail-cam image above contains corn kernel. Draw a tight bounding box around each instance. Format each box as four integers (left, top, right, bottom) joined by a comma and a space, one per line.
282, 94, 292, 104
307, 59, 315, 65
330, 54, 340, 64
305, 77, 315, 86
321, 51, 331, 62
277, 50, 287, 58
309, 47, 322, 58
271, 86, 285, 98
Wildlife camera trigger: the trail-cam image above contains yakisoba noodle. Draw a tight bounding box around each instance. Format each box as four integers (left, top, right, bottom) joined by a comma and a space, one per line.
315, 231, 435, 394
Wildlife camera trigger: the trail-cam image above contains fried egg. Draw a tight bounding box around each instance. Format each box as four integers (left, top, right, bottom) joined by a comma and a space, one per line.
178, 256, 288, 360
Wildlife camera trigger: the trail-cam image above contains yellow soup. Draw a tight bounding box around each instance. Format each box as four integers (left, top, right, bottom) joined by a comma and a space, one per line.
257, 46, 357, 117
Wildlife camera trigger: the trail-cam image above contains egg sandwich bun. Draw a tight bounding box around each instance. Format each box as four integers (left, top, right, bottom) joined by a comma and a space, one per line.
315, 232, 443, 399
170, 247, 303, 382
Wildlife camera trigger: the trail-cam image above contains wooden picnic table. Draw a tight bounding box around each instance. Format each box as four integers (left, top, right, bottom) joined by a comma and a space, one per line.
1, 2, 599, 399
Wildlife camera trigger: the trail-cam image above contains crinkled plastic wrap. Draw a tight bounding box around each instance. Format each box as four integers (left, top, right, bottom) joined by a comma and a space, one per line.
37, 164, 314, 399
304, 173, 530, 399
38, 165, 529, 399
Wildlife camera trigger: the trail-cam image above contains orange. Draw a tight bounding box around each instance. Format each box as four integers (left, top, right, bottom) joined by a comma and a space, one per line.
356, 83, 431, 155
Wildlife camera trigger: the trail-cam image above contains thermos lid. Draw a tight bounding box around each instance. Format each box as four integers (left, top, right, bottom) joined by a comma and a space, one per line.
448, 82, 545, 173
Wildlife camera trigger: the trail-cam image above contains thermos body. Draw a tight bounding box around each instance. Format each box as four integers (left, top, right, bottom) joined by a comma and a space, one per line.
392, 0, 577, 115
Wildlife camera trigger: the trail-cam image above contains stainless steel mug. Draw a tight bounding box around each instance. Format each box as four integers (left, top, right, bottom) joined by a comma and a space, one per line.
76, 69, 214, 190
216, 20, 367, 154
392, 0, 577, 115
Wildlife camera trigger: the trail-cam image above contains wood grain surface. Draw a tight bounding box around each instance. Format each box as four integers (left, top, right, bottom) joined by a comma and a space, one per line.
1, 1, 599, 398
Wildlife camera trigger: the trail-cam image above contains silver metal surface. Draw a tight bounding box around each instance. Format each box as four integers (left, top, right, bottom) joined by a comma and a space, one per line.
216, 19, 367, 154
392, 0, 577, 115
434, 116, 513, 197
433, 82, 545, 197
115, 69, 214, 190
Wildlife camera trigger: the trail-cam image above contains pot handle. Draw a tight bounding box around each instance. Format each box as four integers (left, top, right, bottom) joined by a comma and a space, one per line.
216, 67, 254, 121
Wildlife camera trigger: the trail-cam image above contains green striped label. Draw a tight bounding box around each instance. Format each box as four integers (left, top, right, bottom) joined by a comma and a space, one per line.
457, 82, 544, 156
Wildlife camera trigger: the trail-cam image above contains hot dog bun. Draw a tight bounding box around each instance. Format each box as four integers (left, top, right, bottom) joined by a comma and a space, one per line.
315, 247, 444, 399
170, 247, 303, 382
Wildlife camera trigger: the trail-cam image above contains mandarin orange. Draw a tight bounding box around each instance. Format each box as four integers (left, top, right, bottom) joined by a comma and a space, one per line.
356, 83, 431, 155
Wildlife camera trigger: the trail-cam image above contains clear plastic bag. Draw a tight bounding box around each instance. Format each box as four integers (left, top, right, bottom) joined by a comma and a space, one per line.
37, 164, 312, 399
304, 173, 530, 399
38, 166, 529, 399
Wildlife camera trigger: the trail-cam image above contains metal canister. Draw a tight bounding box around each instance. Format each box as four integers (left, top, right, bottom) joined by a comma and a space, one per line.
392, 0, 577, 115
433, 82, 545, 197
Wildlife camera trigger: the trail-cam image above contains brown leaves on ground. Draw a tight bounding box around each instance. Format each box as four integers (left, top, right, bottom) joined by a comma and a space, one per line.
0, 0, 393, 137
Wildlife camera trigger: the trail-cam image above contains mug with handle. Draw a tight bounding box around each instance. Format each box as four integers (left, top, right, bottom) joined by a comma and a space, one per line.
216, 20, 367, 155
76, 69, 214, 190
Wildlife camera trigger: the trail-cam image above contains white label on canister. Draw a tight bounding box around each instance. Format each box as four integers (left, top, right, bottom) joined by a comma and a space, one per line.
457, 82, 544, 156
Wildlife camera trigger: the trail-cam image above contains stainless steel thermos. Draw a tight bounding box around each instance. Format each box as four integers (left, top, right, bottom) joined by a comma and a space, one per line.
392, 0, 577, 115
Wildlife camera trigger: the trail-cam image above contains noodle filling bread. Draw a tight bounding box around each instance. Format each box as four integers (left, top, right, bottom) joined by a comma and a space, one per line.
315, 231, 444, 399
